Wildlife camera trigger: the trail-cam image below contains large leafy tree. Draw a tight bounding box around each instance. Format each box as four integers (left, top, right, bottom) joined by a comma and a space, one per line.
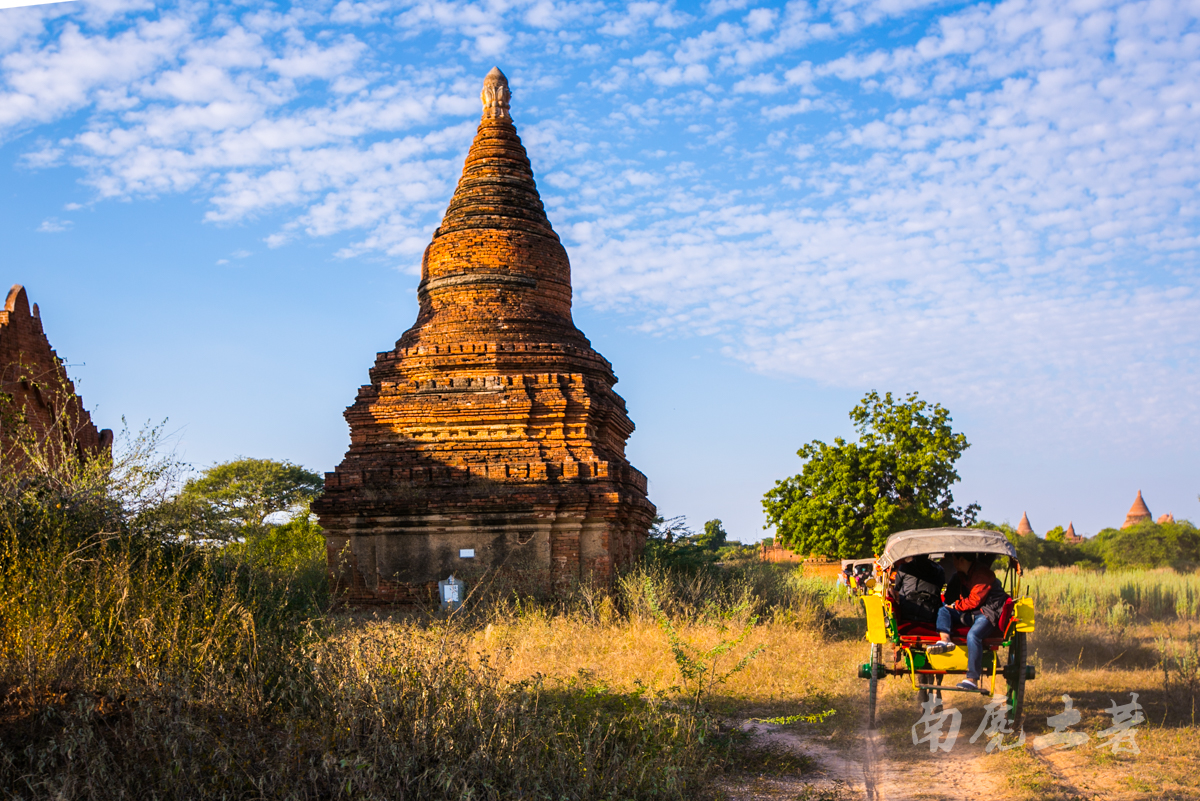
174, 458, 323, 542
762, 391, 978, 558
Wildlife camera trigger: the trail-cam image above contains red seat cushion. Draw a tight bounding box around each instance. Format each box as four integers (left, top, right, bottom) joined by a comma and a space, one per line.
897, 620, 940, 638
897, 619, 1005, 647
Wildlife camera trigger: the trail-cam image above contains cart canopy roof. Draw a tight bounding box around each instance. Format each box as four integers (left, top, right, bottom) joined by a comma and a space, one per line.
878, 528, 1018, 569
840, 558, 877, 569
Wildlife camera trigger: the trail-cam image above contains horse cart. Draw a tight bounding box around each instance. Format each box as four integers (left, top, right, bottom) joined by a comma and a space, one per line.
858, 528, 1036, 729
841, 558, 878, 596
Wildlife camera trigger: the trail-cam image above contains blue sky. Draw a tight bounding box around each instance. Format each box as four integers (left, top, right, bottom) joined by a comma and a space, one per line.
3, 0, 1198, 541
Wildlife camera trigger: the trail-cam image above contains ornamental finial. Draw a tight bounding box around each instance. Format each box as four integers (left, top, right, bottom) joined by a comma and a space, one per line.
481, 67, 511, 121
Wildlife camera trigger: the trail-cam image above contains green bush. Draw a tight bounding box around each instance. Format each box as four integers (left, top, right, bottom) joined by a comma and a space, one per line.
1085, 521, 1200, 570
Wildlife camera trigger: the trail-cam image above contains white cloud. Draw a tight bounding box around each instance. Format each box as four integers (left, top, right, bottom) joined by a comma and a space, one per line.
36, 216, 72, 231
5, 0, 1199, 446
330, 0, 398, 25
732, 70, 785, 93
600, 2, 690, 37
0, 15, 191, 133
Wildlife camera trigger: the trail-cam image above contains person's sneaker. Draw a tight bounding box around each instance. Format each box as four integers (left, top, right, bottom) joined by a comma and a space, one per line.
956, 679, 979, 691
927, 640, 955, 655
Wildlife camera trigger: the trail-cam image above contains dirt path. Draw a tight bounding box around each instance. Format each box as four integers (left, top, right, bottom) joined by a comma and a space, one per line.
1030, 744, 1135, 800
720, 719, 1010, 801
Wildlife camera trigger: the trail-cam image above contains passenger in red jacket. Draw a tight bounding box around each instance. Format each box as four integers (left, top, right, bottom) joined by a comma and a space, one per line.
927, 553, 1009, 691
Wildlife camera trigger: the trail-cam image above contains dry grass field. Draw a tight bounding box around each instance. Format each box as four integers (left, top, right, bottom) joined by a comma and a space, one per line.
4, 500, 1199, 801
333, 566, 1200, 800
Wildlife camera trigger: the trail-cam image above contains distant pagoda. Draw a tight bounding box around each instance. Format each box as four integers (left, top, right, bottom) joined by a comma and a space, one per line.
1121, 491, 1152, 529
313, 68, 656, 603
1063, 522, 1083, 544
1016, 512, 1033, 535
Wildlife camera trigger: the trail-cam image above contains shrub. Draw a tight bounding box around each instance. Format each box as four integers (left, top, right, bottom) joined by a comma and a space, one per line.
1085, 521, 1200, 570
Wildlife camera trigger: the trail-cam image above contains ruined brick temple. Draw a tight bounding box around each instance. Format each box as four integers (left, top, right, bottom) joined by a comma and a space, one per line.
1, 284, 111, 468
313, 68, 656, 603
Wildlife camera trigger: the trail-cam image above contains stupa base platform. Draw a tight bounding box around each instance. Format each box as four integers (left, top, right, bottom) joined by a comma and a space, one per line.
322, 499, 652, 605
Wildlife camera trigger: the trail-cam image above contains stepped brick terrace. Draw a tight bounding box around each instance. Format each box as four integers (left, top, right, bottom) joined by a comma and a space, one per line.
313, 68, 656, 604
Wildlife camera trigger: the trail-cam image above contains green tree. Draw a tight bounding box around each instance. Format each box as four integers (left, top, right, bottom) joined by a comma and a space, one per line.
1085, 521, 1200, 570
762, 391, 978, 558
173, 458, 323, 542
978, 519, 1042, 567
977, 519, 1096, 569
644, 516, 742, 571
694, 519, 728, 551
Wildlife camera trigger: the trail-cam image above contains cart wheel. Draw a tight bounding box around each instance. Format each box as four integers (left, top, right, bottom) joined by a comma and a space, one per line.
867, 643, 881, 729
1006, 632, 1027, 729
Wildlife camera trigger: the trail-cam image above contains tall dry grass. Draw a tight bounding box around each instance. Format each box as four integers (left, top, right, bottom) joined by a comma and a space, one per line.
1023, 566, 1200, 626
1, 525, 738, 800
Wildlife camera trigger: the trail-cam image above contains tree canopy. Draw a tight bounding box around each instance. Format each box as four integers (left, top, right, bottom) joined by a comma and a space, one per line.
174, 458, 323, 542
643, 516, 750, 570
1087, 520, 1200, 570
979, 517, 1199, 571
762, 391, 978, 558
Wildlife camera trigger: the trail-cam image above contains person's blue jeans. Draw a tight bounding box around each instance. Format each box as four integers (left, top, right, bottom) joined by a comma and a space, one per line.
936, 606, 994, 682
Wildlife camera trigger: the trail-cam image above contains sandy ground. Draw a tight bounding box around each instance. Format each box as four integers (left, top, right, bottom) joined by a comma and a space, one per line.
719, 715, 1018, 801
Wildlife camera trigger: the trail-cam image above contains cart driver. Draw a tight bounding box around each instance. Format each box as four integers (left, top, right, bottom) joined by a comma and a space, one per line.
926, 552, 1009, 691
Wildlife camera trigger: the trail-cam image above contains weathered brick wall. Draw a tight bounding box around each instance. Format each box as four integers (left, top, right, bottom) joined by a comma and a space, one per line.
0, 284, 111, 469
314, 69, 656, 602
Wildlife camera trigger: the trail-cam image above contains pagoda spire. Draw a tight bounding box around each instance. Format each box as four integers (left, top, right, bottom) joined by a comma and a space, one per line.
481, 66, 511, 120
411, 66, 578, 345
430, 66, 557, 243
1016, 511, 1033, 535
1122, 490, 1152, 529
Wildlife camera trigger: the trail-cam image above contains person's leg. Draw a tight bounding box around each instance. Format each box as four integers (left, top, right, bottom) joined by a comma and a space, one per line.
935, 605, 954, 635
929, 606, 958, 654
964, 615, 995, 683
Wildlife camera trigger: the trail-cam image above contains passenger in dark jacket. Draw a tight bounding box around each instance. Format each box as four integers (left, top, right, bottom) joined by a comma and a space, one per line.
927, 553, 1010, 691
894, 555, 944, 624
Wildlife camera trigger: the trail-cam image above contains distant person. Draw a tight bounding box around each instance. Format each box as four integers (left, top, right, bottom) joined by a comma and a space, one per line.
854, 564, 871, 592
927, 552, 1009, 692
893, 555, 945, 624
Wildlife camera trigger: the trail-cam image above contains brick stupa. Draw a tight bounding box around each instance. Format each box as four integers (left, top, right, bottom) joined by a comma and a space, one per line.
313, 68, 656, 603
1121, 491, 1152, 529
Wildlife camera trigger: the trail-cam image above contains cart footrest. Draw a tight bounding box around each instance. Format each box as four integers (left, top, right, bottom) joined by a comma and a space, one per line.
917, 685, 990, 695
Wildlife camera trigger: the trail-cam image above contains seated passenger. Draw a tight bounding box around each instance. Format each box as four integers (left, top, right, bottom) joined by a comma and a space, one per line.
927, 552, 1009, 692
854, 564, 872, 592
894, 555, 944, 624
